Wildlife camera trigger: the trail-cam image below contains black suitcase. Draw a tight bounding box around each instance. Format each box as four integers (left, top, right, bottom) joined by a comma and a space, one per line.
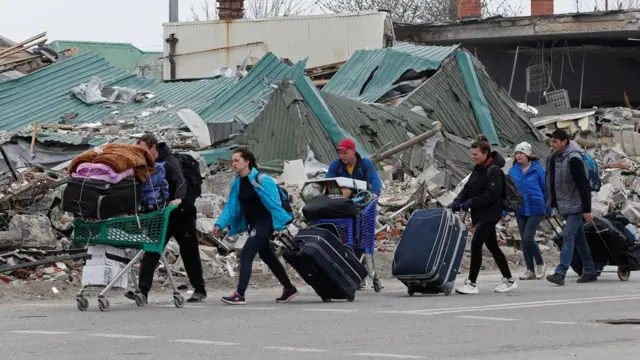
392, 208, 468, 296
62, 177, 142, 220
302, 195, 358, 221
282, 224, 368, 302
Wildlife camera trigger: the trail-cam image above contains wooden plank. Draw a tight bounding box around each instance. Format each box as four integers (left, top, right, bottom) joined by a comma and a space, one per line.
0, 54, 40, 68
0, 32, 46, 58
0, 38, 47, 61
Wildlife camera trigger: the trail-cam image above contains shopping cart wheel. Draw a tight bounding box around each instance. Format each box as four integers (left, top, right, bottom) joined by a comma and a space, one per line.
618, 267, 631, 281
173, 294, 185, 308
346, 295, 355, 302
135, 293, 147, 307
76, 296, 89, 312
373, 279, 382, 293
98, 298, 111, 312
443, 288, 452, 296
321, 297, 331, 303
407, 288, 415, 297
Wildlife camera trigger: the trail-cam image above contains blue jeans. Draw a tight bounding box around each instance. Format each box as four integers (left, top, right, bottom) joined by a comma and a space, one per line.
556, 213, 596, 276
516, 215, 544, 271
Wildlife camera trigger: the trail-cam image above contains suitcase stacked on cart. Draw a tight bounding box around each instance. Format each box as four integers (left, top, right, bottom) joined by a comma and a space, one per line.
392, 208, 468, 296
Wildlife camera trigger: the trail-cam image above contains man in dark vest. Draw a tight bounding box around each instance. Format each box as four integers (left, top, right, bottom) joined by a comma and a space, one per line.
545, 129, 597, 285
325, 138, 382, 197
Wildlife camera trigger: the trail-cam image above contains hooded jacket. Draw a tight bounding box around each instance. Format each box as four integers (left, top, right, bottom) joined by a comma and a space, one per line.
545, 140, 591, 216
157, 142, 187, 201
215, 168, 293, 236
508, 160, 552, 216
454, 151, 505, 224
325, 153, 382, 196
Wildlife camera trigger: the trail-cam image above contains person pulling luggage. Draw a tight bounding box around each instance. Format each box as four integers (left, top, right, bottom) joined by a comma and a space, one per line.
545, 129, 598, 285
451, 135, 518, 294
507, 142, 551, 280
125, 134, 207, 303
213, 148, 299, 305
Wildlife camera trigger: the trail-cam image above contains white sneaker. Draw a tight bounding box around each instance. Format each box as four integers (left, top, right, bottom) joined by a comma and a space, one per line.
455, 279, 479, 295
495, 278, 518, 293
519, 270, 536, 280
535, 264, 547, 279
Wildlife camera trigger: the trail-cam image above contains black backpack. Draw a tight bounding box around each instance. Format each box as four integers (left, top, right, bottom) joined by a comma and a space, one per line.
490, 165, 523, 212
174, 153, 203, 202
256, 172, 293, 215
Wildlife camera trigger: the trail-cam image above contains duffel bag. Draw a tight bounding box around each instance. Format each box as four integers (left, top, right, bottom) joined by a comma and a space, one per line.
302, 195, 358, 221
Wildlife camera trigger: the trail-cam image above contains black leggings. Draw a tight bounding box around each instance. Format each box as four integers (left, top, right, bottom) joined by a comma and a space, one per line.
469, 220, 512, 283
237, 217, 294, 296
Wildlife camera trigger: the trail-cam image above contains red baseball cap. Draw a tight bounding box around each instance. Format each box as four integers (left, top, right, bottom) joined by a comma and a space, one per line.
337, 138, 356, 151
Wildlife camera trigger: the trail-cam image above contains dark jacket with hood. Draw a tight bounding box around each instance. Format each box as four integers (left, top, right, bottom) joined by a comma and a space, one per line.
454, 151, 505, 225
157, 142, 187, 202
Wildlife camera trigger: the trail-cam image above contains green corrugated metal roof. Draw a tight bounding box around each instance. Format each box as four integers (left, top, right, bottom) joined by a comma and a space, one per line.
49, 40, 162, 74
199, 53, 307, 125
0, 51, 235, 131
323, 44, 459, 103
243, 79, 436, 167
399, 54, 548, 154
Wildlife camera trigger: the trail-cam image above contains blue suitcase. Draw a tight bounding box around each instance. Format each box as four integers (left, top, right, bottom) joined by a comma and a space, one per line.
392, 208, 467, 296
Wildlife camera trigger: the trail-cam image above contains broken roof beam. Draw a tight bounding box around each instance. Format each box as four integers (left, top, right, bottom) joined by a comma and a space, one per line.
0, 32, 46, 58
372, 122, 442, 163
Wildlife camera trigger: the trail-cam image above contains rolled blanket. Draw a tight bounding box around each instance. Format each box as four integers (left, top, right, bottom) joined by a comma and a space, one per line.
68, 143, 155, 182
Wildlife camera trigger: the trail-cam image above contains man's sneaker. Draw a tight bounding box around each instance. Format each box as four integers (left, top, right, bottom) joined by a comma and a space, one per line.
535, 264, 547, 279
276, 288, 299, 303
495, 278, 518, 293
187, 292, 207, 303
221, 292, 246, 305
124, 290, 148, 304
455, 279, 479, 295
577, 273, 598, 283
519, 270, 536, 280
546, 273, 565, 285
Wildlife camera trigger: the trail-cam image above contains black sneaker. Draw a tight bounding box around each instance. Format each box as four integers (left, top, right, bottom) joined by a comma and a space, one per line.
276, 288, 299, 303
124, 290, 148, 304
546, 273, 565, 286
577, 273, 598, 283
187, 292, 207, 303
221, 292, 246, 305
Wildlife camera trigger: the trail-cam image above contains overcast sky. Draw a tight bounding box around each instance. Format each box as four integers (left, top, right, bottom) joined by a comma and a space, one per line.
0, 0, 600, 51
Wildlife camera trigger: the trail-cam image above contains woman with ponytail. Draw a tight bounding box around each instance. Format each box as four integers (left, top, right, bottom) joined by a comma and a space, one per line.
213, 148, 298, 305
451, 135, 518, 294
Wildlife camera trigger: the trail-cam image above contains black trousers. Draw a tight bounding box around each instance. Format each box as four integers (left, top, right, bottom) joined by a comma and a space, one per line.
469, 220, 512, 283
138, 204, 206, 293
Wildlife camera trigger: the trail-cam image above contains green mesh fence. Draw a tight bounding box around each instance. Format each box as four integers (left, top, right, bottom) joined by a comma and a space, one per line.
73, 205, 177, 253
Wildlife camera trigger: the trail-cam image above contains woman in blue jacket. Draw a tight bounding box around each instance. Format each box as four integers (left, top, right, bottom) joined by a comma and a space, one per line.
508, 142, 552, 280
213, 148, 298, 305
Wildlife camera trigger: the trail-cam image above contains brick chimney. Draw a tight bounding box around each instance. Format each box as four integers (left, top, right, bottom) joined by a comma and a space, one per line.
458, 0, 482, 19
531, 0, 554, 16
218, 0, 244, 20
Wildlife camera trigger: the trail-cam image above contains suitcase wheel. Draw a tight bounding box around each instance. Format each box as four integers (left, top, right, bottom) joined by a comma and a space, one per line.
443, 288, 452, 296
618, 267, 631, 281
322, 297, 331, 303
407, 288, 415, 297
346, 294, 355, 302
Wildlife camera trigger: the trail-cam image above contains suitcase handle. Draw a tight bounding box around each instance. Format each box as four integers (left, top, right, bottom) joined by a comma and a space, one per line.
274, 233, 297, 252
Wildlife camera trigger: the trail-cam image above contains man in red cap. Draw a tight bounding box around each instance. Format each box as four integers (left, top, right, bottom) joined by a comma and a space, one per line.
325, 138, 382, 197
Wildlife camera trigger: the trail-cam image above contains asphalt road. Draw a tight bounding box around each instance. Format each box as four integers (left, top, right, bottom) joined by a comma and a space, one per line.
2, 268, 640, 360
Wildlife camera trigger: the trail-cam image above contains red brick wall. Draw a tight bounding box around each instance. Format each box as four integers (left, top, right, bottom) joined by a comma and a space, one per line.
531, 0, 554, 16
218, 0, 244, 20
458, 0, 482, 19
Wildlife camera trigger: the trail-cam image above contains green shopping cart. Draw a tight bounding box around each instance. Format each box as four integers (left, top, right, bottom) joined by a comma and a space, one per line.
73, 204, 184, 312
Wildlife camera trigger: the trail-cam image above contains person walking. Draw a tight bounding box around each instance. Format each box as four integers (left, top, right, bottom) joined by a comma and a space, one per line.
507, 142, 551, 280
127, 134, 207, 303
213, 148, 299, 305
451, 135, 518, 294
545, 129, 598, 285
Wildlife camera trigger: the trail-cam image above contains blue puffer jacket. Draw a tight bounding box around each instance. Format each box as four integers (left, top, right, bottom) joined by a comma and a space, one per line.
508, 160, 553, 216
215, 168, 293, 236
